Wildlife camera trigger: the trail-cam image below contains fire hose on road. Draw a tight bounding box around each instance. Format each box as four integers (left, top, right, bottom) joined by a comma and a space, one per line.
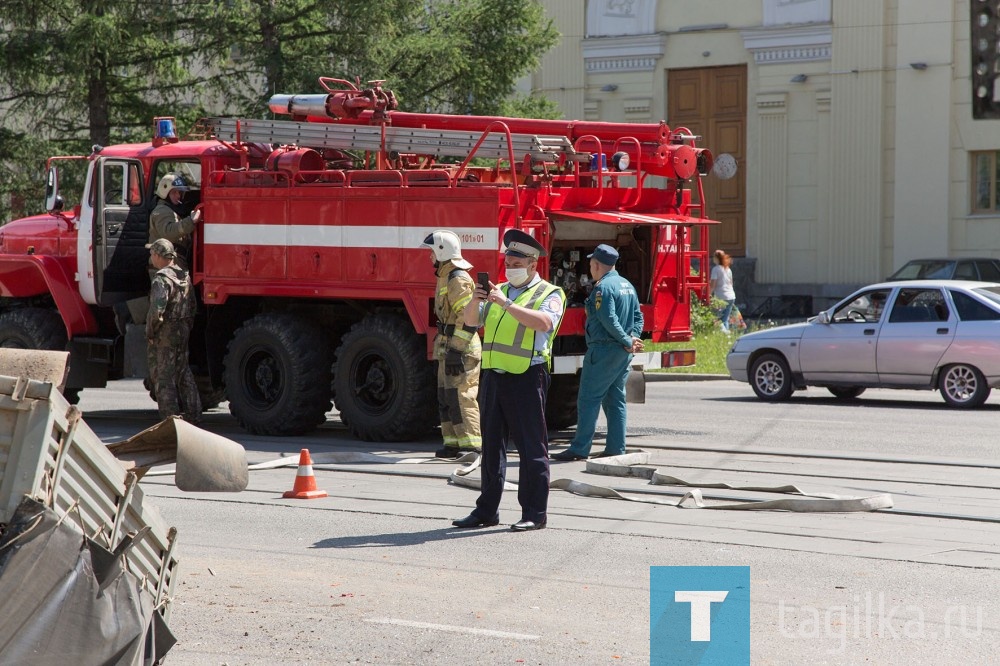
247, 450, 893, 513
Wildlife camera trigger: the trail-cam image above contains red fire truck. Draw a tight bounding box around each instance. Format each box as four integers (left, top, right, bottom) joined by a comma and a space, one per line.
0, 78, 718, 441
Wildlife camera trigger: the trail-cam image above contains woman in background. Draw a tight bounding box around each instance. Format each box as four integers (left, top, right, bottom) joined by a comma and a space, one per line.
710, 249, 737, 332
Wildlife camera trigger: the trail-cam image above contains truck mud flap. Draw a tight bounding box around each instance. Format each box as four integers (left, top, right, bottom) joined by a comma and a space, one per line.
109, 417, 249, 493
0, 496, 176, 665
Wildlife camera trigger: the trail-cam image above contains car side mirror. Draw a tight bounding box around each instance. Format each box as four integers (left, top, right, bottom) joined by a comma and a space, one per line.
816, 311, 831, 324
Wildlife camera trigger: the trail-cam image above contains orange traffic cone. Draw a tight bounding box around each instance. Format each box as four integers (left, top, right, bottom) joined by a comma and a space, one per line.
283, 448, 328, 499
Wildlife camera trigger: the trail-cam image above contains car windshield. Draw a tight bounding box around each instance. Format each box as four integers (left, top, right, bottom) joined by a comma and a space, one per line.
832, 288, 890, 323
890, 260, 953, 280
972, 286, 1000, 307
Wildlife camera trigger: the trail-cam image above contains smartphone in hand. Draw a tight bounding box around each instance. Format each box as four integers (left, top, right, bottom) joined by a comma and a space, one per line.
477, 272, 490, 293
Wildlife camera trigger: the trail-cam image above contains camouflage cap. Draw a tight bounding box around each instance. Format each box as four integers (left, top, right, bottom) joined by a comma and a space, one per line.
146, 238, 177, 259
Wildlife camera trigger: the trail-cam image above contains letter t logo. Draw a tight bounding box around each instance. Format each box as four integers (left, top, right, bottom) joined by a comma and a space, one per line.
674, 590, 729, 641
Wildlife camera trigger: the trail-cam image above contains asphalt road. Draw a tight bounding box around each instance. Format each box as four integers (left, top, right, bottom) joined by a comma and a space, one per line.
77, 378, 1000, 665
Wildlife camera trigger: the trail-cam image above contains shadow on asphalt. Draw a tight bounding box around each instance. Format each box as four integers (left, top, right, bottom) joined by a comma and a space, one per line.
312, 526, 508, 549
707, 394, 1000, 410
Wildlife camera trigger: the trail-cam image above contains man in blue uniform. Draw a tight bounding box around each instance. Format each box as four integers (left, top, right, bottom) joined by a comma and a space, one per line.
451, 229, 565, 531
552, 244, 643, 461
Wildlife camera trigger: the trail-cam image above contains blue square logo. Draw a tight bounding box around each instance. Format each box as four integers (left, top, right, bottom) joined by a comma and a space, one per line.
650, 566, 750, 665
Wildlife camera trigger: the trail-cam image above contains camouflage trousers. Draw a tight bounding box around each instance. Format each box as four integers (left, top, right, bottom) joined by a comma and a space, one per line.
147, 318, 201, 422
436, 354, 482, 450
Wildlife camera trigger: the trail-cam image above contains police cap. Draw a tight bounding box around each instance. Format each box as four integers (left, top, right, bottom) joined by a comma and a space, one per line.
503, 228, 546, 259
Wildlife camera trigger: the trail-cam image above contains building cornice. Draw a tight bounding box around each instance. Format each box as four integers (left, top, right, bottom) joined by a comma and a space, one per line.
741, 23, 832, 65
582, 33, 666, 74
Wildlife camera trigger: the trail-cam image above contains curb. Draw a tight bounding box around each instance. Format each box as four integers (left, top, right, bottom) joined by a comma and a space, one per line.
644, 372, 731, 382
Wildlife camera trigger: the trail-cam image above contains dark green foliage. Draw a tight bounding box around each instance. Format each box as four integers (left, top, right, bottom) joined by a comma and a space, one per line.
0, 0, 559, 220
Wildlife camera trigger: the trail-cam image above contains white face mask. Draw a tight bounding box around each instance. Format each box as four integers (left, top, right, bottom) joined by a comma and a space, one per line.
505, 267, 529, 287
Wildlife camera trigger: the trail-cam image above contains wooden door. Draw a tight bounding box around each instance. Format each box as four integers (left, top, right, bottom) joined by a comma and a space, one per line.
668, 65, 747, 256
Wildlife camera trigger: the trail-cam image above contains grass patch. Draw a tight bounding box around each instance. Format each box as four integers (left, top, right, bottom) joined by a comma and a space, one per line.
643, 293, 781, 375
647, 329, 736, 375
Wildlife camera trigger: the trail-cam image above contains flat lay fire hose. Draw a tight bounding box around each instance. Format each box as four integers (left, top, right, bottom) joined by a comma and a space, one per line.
250, 450, 892, 513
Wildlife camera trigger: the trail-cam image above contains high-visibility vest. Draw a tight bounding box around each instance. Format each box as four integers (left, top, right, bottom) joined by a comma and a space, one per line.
482, 280, 564, 374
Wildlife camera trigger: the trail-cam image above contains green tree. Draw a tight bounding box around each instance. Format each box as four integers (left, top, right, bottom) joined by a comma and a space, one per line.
219, 0, 559, 117
0, 0, 559, 219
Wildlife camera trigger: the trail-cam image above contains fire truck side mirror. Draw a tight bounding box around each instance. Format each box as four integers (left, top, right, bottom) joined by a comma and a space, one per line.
44, 166, 60, 212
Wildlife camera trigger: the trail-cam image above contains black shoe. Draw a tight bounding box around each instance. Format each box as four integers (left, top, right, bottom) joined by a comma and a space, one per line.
593, 450, 624, 458
551, 450, 585, 461
510, 519, 546, 532
435, 446, 461, 458
452, 513, 500, 528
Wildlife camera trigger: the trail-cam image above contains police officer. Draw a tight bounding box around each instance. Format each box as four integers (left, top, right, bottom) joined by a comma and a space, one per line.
552, 244, 643, 461
452, 229, 565, 532
146, 238, 202, 423
150, 173, 201, 269
420, 230, 482, 458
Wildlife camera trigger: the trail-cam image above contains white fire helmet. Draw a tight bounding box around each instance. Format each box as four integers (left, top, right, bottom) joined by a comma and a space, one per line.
421, 230, 472, 269
156, 173, 190, 199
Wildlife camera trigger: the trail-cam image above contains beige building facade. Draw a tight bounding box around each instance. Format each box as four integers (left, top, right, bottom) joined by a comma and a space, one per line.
527, 0, 1000, 311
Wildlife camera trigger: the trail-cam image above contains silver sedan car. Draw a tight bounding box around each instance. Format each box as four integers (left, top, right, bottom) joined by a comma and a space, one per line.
726, 280, 1000, 407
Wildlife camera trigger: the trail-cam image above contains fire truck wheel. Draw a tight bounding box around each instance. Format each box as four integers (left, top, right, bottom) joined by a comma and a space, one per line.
333, 314, 437, 442
223, 313, 332, 436
0, 308, 78, 403
545, 374, 580, 430
0, 307, 67, 351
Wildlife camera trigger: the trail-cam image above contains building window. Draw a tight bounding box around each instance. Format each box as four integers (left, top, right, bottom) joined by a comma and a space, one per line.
972, 151, 1000, 213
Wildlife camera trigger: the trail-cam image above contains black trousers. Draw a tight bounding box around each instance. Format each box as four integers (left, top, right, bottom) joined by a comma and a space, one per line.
474, 365, 551, 523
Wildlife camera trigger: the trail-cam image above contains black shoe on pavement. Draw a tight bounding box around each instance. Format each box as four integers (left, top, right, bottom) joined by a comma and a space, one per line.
510, 519, 546, 531
452, 513, 500, 528
551, 450, 585, 461
593, 450, 624, 458
435, 446, 461, 458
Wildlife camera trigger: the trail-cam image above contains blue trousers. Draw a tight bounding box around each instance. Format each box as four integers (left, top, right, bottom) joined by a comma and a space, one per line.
718, 299, 735, 332
567, 345, 632, 456
474, 366, 551, 523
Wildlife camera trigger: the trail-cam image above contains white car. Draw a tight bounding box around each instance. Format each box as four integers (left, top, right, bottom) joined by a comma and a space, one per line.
726, 280, 1000, 408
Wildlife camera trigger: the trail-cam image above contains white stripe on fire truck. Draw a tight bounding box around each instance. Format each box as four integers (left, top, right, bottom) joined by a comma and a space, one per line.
202, 224, 499, 251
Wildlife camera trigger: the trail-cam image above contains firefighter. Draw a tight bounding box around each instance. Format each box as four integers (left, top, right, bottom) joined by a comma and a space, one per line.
421, 230, 482, 458
150, 173, 202, 269
146, 239, 202, 423
552, 244, 644, 461
452, 229, 565, 531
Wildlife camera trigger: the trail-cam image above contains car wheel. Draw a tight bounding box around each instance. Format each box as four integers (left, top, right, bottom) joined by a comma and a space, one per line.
749, 352, 793, 401
827, 386, 866, 400
938, 364, 991, 408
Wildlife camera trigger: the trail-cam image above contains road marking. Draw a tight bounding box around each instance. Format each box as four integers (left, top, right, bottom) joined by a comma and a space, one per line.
364, 618, 539, 640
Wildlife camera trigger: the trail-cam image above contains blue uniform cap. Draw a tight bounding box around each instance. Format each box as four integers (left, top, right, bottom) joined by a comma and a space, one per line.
588, 244, 619, 266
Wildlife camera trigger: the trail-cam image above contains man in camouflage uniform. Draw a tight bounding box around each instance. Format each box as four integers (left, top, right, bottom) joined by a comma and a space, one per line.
421, 230, 482, 458
146, 238, 202, 423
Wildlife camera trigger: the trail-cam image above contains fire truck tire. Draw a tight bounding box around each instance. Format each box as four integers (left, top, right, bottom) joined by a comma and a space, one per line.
223, 313, 332, 436
333, 314, 437, 442
545, 374, 580, 430
0, 307, 67, 351
0, 308, 77, 403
